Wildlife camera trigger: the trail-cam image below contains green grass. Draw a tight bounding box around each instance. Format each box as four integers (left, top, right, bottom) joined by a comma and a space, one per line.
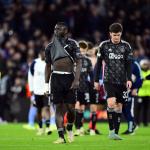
0, 123, 150, 150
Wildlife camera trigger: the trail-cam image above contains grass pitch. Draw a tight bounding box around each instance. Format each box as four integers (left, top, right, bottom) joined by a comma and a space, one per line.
0, 123, 149, 150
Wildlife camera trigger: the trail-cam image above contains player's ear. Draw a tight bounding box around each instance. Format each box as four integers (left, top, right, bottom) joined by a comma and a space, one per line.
109, 32, 112, 38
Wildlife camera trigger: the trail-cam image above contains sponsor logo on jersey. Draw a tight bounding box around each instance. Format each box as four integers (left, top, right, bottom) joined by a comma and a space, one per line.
120, 46, 125, 53
109, 53, 123, 59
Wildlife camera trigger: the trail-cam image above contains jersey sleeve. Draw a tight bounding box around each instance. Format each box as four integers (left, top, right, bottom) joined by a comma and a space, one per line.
73, 40, 82, 60
87, 58, 94, 81
125, 43, 133, 81
94, 43, 104, 82
126, 43, 133, 61
132, 61, 142, 89
97, 42, 104, 59
30, 61, 36, 76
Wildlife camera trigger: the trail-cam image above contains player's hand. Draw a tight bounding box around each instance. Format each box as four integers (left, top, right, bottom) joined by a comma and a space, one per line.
94, 82, 100, 91
70, 80, 79, 89
131, 89, 138, 96
44, 83, 50, 96
126, 80, 132, 89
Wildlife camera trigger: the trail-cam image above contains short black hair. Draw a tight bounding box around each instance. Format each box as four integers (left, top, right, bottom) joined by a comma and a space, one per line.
79, 40, 88, 49
56, 22, 68, 28
87, 41, 94, 50
109, 23, 123, 33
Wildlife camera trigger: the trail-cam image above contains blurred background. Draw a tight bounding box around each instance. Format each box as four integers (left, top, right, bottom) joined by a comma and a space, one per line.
0, 0, 150, 124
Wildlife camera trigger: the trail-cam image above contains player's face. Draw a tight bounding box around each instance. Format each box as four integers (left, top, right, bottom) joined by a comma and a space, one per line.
110, 32, 122, 44
80, 48, 87, 55
54, 24, 68, 37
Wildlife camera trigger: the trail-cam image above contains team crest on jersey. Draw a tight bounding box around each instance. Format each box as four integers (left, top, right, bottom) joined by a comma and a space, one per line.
120, 46, 125, 53
108, 48, 112, 52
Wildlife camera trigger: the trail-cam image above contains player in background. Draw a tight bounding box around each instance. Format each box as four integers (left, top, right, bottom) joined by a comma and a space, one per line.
74, 40, 93, 136
28, 49, 51, 135
122, 50, 142, 134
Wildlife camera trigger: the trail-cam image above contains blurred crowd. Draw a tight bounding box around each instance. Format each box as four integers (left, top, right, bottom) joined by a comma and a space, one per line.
0, 0, 150, 123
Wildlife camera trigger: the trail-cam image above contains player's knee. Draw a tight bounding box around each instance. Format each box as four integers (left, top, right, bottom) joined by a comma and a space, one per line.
107, 101, 115, 109
107, 99, 116, 109
76, 109, 84, 113
90, 104, 97, 112
42, 107, 50, 119
107, 106, 114, 112
114, 105, 122, 113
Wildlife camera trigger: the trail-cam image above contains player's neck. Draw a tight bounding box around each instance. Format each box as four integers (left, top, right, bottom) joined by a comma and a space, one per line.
110, 39, 121, 44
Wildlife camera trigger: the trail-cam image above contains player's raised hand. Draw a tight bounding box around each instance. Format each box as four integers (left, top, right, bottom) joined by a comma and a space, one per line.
126, 80, 132, 89
94, 82, 100, 91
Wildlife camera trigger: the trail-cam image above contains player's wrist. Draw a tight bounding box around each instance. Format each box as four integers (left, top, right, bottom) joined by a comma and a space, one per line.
45, 83, 49, 92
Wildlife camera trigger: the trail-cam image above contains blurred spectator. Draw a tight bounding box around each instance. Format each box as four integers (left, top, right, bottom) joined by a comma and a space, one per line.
9, 76, 25, 122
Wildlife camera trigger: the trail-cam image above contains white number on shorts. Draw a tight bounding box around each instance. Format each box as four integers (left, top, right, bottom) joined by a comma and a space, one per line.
123, 91, 128, 99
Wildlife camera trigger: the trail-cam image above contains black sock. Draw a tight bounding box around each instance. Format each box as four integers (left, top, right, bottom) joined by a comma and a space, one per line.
91, 112, 97, 130
107, 110, 115, 131
58, 128, 65, 139
80, 112, 84, 128
75, 110, 79, 129
114, 112, 121, 134
67, 123, 73, 131
45, 119, 50, 128
75, 111, 83, 129
38, 120, 43, 128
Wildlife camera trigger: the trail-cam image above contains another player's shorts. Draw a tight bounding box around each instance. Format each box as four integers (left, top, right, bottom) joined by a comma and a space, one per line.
51, 73, 76, 104
104, 83, 128, 104
77, 91, 90, 105
34, 95, 49, 110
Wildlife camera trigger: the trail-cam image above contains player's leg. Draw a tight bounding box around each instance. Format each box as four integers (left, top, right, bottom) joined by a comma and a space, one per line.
88, 86, 99, 135
107, 98, 123, 140
122, 97, 135, 134
34, 95, 45, 135
104, 83, 117, 138
75, 101, 81, 130
42, 106, 52, 135
89, 104, 97, 135
66, 103, 75, 142
75, 104, 85, 136
114, 103, 122, 135
74, 92, 85, 136
54, 103, 66, 143
107, 97, 116, 133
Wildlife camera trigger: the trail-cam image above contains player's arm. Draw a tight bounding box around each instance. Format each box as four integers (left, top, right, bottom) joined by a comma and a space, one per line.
94, 46, 103, 90
131, 62, 142, 96
45, 45, 52, 94
125, 43, 133, 89
132, 62, 142, 89
71, 41, 82, 89
88, 59, 94, 87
